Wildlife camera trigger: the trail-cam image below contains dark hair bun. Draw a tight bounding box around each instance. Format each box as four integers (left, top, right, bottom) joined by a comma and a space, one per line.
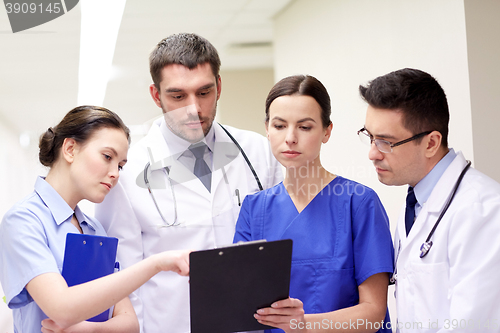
37, 106, 129, 168
39, 127, 57, 167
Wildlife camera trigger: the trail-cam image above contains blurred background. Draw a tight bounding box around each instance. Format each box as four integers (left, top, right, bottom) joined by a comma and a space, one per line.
1, 0, 499, 331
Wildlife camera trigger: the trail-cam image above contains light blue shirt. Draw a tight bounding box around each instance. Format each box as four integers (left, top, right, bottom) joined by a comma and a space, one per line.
413, 148, 457, 217
0, 177, 106, 333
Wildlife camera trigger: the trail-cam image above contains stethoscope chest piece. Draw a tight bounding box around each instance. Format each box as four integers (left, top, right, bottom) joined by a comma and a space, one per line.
420, 240, 433, 258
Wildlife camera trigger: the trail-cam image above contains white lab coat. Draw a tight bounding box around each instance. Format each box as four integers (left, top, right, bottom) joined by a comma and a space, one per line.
95, 118, 282, 333
393, 151, 500, 333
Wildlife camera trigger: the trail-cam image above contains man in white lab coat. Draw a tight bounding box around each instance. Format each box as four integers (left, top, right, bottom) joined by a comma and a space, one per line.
358, 68, 500, 332
95, 33, 282, 333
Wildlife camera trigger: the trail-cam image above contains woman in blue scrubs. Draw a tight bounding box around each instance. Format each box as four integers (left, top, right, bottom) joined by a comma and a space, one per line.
0, 106, 190, 333
234, 75, 394, 333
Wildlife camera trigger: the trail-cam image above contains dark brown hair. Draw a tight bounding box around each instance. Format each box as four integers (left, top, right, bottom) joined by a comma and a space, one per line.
39, 105, 130, 167
149, 33, 221, 89
265, 75, 332, 128
359, 68, 449, 147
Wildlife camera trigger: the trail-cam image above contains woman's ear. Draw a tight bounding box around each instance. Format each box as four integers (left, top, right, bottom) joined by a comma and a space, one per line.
265, 122, 270, 141
322, 122, 333, 144
61, 138, 78, 163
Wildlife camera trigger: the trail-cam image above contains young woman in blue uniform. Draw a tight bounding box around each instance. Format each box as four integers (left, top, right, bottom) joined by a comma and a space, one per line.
0, 106, 190, 333
234, 75, 394, 333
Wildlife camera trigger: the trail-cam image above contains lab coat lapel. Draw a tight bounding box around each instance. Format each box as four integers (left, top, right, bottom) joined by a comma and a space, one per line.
173, 154, 211, 201
403, 205, 429, 246
135, 119, 179, 190
397, 152, 468, 256
208, 124, 251, 229
395, 207, 405, 251
171, 124, 243, 202
143, 118, 211, 199
166, 162, 195, 185
211, 124, 243, 197
143, 118, 172, 171
424, 152, 468, 214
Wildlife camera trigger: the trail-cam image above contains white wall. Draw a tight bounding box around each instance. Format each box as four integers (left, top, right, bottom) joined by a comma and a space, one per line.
0, 125, 43, 218
273, 0, 482, 326
0, 121, 44, 333
464, 0, 500, 183
218, 68, 275, 136
274, 0, 473, 220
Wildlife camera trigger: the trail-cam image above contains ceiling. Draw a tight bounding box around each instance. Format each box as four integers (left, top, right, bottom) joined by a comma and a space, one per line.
0, 0, 293, 143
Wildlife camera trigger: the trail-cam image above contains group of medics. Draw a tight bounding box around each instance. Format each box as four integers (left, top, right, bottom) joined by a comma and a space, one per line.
1, 32, 500, 333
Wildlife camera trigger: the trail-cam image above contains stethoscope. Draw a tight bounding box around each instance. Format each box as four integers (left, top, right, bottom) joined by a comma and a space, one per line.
419, 160, 471, 258
144, 162, 178, 226
391, 160, 471, 283
144, 123, 263, 227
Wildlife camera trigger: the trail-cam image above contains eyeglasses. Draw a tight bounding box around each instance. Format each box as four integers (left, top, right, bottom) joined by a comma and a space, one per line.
357, 128, 432, 153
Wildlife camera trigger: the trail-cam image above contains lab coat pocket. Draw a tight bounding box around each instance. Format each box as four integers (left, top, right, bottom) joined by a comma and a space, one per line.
409, 261, 449, 327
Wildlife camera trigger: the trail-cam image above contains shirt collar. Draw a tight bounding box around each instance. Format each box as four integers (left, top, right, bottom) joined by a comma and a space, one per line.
35, 177, 97, 232
413, 148, 457, 205
204, 125, 215, 152
74, 205, 97, 232
159, 118, 215, 157
34, 177, 74, 226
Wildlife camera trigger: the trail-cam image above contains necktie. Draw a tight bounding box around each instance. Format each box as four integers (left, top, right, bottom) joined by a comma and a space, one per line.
405, 186, 417, 236
189, 143, 211, 192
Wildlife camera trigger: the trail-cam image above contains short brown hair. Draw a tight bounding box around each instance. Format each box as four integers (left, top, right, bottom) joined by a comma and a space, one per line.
149, 33, 221, 89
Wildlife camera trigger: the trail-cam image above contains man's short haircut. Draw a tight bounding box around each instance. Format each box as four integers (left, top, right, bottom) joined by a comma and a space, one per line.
359, 68, 449, 147
149, 33, 221, 89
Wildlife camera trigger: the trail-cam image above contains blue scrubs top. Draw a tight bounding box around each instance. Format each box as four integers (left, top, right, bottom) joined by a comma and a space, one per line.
0, 177, 107, 333
234, 177, 394, 333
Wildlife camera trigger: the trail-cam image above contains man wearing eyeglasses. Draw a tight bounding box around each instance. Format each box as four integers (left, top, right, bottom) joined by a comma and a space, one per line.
358, 68, 500, 332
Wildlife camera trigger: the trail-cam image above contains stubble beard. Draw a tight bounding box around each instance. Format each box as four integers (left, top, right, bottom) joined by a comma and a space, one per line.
162, 102, 217, 143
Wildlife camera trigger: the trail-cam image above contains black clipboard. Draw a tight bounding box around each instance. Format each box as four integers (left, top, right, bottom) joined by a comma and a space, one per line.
61, 233, 118, 322
189, 239, 293, 333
